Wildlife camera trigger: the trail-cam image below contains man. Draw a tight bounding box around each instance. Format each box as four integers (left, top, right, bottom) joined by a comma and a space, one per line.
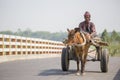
78, 11, 97, 38
78, 11, 101, 60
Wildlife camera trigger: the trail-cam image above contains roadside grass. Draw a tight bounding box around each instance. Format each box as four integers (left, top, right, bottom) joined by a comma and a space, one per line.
89, 43, 120, 57
108, 43, 120, 57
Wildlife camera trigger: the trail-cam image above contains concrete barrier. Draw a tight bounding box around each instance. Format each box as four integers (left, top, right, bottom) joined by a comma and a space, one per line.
0, 34, 65, 63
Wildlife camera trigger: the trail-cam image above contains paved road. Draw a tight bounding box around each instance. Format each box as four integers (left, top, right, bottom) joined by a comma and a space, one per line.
0, 57, 120, 80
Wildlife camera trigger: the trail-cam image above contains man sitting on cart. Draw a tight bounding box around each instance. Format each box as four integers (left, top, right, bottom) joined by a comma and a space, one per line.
75, 11, 101, 60
75, 11, 97, 39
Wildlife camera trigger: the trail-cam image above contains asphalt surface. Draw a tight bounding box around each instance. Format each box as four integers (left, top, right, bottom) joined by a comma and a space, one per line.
0, 57, 120, 80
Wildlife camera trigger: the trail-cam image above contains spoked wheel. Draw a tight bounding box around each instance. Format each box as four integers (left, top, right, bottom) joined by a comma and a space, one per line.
61, 48, 70, 71
100, 49, 109, 72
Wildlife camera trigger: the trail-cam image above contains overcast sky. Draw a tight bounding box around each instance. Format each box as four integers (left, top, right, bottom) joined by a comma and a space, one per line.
0, 0, 120, 33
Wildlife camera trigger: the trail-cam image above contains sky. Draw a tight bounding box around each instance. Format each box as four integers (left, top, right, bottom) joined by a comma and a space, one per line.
0, 0, 120, 33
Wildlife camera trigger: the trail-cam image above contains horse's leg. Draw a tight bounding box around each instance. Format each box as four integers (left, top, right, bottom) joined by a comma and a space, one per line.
81, 53, 87, 75
81, 50, 86, 76
81, 54, 84, 75
75, 47, 80, 75
76, 57, 80, 75
81, 47, 89, 75
77, 57, 79, 71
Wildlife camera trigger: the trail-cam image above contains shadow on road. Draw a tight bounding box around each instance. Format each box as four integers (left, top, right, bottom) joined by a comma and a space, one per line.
38, 69, 101, 76
85, 70, 101, 73
37, 69, 76, 76
113, 69, 120, 80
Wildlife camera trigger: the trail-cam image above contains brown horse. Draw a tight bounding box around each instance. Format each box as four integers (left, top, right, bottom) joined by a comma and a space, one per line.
66, 28, 91, 75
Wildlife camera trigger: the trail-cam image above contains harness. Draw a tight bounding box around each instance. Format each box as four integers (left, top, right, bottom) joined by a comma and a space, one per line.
73, 32, 87, 47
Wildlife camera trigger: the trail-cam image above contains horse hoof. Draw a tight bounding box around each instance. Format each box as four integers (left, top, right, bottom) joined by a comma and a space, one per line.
76, 72, 80, 76
81, 73, 86, 76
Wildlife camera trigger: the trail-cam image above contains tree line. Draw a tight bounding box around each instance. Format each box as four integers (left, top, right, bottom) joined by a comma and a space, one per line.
101, 29, 120, 56
0, 28, 67, 41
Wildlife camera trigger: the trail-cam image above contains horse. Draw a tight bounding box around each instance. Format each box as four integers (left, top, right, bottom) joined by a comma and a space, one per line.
66, 28, 92, 76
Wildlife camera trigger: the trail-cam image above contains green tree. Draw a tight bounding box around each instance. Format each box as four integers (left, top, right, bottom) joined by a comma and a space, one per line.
101, 29, 109, 42
14, 28, 23, 36
111, 30, 120, 42
22, 28, 32, 37
0, 30, 13, 35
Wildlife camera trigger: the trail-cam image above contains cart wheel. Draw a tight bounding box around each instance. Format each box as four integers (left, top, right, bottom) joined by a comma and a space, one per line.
100, 49, 109, 72
61, 48, 69, 71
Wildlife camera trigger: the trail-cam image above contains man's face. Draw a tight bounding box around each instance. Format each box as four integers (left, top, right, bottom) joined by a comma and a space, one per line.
84, 15, 90, 23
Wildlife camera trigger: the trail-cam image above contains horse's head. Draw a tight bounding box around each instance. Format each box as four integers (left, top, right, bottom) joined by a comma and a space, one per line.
64, 28, 76, 45
67, 28, 76, 40
66, 28, 87, 46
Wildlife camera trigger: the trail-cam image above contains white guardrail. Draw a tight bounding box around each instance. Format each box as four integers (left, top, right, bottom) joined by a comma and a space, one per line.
0, 34, 65, 56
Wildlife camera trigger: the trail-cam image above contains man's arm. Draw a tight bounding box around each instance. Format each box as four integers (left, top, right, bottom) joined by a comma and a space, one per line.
90, 22, 97, 37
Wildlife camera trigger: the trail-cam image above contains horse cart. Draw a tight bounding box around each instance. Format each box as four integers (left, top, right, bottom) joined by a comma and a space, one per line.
61, 30, 109, 74
61, 45, 109, 72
